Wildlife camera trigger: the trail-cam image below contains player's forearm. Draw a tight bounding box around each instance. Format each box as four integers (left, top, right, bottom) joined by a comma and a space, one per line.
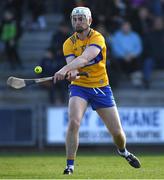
66, 58, 74, 64
63, 56, 88, 72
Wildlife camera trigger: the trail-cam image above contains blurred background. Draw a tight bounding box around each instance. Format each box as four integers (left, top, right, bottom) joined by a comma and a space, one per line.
0, 0, 164, 151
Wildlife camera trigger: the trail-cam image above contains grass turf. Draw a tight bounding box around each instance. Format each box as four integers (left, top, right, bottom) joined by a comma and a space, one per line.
0, 152, 164, 179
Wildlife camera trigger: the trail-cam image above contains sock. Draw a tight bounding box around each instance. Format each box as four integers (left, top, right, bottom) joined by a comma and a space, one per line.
67, 159, 74, 170
118, 148, 130, 157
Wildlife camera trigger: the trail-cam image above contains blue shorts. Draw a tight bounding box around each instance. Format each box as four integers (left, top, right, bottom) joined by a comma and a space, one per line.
69, 85, 116, 110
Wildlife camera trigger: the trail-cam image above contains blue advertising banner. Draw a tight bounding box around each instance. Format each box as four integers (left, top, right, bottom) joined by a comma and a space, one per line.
47, 107, 164, 144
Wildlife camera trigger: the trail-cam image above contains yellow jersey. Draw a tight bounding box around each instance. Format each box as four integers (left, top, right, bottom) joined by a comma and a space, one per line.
63, 29, 109, 88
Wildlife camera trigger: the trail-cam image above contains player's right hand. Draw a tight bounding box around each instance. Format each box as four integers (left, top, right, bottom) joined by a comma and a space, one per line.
66, 70, 79, 81
53, 67, 67, 83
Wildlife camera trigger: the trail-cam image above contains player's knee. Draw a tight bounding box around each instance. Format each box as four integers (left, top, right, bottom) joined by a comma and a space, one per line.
68, 119, 81, 132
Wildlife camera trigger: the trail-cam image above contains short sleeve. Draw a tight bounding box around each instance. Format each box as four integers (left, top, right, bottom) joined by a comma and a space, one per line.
63, 38, 75, 58
89, 33, 105, 51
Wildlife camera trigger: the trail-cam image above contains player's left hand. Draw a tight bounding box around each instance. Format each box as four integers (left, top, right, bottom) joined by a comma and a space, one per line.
66, 70, 79, 81
53, 67, 67, 83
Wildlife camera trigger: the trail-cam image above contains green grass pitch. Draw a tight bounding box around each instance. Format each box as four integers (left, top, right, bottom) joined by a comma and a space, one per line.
0, 152, 164, 179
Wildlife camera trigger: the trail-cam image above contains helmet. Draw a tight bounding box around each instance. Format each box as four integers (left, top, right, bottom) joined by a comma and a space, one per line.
71, 7, 92, 19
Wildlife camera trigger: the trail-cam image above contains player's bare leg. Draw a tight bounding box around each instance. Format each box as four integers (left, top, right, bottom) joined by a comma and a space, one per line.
96, 106, 141, 168
63, 96, 88, 174
66, 96, 88, 158
97, 106, 126, 149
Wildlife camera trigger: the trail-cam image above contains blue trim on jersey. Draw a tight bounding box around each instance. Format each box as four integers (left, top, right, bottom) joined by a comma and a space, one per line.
65, 54, 75, 58
89, 44, 102, 51
85, 51, 103, 67
69, 85, 116, 110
